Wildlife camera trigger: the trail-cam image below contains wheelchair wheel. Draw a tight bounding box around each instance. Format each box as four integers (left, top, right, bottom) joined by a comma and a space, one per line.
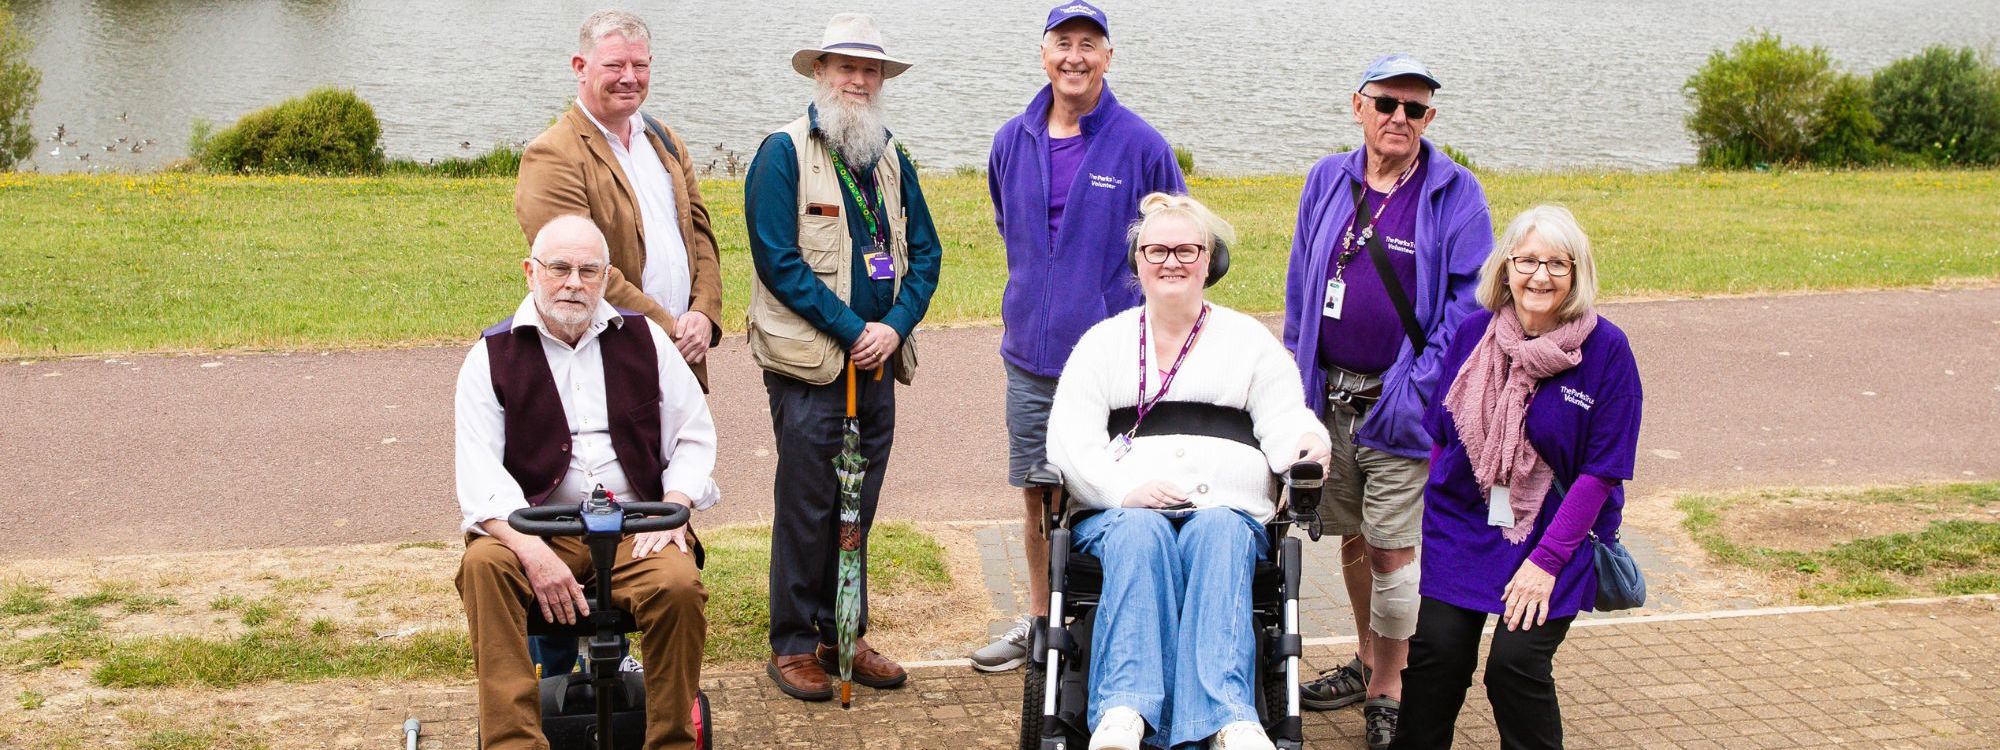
1018, 658, 1044, 750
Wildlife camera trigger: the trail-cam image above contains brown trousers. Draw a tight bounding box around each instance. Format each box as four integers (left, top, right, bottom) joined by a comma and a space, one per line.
457, 533, 706, 750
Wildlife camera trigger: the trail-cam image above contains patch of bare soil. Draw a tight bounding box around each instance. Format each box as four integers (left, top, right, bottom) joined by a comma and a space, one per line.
849, 523, 990, 665
0, 523, 989, 749
1620, 489, 1799, 609
1718, 496, 2000, 553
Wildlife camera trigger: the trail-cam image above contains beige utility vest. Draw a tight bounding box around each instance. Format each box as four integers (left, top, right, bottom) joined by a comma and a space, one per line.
747, 116, 919, 386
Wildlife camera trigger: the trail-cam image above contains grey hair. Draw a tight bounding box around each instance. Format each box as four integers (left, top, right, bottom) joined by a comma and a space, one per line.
578, 10, 651, 55
1040, 27, 1112, 51
531, 215, 611, 264
1475, 204, 1598, 320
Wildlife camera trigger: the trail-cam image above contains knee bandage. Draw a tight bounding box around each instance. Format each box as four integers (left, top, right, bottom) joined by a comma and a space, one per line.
1368, 562, 1420, 640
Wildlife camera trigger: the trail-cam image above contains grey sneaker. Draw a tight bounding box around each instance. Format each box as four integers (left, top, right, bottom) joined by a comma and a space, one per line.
970, 615, 1034, 672
1363, 697, 1400, 750
1300, 656, 1370, 710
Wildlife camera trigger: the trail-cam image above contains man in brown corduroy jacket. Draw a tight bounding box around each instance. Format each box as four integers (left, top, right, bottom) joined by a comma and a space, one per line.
516, 10, 723, 391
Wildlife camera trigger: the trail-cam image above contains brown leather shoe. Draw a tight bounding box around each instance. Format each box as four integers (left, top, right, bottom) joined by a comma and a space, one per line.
816, 639, 909, 689
767, 653, 834, 701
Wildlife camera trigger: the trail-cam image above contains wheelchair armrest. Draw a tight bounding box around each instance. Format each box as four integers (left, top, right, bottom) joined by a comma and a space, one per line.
1028, 463, 1068, 539
1025, 463, 1064, 489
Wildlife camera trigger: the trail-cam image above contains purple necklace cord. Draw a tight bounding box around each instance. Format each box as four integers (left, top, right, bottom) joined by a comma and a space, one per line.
1132, 303, 1210, 435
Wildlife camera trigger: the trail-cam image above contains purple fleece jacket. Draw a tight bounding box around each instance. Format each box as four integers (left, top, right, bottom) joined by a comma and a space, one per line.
1282, 140, 1492, 458
990, 83, 1186, 378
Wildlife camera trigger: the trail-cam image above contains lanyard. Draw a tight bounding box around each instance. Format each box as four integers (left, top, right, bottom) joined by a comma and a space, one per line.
1332, 157, 1419, 280
827, 149, 887, 246
1128, 304, 1210, 440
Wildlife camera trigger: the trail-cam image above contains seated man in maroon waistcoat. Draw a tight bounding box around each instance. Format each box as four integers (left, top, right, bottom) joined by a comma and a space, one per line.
453, 214, 719, 750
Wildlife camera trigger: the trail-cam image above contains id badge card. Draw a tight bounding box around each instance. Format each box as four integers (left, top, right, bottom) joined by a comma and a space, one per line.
1322, 279, 1347, 320
1106, 433, 1133, 461
1487, 485, 1515, 528
864, 248, 895, 280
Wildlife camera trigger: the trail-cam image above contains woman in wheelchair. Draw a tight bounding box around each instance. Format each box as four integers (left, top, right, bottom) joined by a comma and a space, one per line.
1045, 193, 1331, 750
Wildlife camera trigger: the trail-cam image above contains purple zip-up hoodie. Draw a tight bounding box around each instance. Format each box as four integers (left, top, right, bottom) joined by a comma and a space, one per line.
1282, 139, 1492, 459
990, 83, 1186, 378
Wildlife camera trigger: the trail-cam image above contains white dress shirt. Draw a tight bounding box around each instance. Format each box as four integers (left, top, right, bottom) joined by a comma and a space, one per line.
455, 295, 719, 534
577, 103, 692, 319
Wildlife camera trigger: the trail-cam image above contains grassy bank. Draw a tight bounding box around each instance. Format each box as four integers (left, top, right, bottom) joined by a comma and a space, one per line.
0, 522, 950, 689
2, 169, 1996, 356
1677, 482, 2000, 604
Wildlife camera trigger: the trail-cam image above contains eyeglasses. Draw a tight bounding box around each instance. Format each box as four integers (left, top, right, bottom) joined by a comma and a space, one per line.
1509, 256, 1574, 277
1362, 92, 1430, 120
1138, 243, 1207, 265
532, 257, 606, 282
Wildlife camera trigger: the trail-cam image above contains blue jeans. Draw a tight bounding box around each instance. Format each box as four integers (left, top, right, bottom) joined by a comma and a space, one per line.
1073, 507, 1269, 749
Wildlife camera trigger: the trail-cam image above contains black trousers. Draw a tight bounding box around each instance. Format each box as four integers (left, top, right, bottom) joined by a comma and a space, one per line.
1392, 596, 1574, 750
764, 368, 895, 656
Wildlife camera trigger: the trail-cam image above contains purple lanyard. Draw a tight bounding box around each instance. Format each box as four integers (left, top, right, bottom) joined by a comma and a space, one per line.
1130, 304, 1210, 438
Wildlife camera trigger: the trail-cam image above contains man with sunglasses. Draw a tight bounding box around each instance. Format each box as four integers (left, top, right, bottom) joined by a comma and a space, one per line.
975, 0, 1187, 673
1280, 53, 1493, 750
454, 215, 719, 750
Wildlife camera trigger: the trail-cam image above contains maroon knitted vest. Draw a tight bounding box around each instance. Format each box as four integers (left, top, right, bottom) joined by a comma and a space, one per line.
482, 312, 665, 506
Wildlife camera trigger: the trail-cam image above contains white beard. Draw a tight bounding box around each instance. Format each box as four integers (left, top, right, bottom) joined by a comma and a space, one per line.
813, 81, 890, 168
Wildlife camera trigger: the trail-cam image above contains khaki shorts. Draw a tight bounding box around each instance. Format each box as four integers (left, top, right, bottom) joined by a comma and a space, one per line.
1321, 370, 1428, 549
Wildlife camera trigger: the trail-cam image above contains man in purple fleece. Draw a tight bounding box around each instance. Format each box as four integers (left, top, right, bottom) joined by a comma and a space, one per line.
972, 0, 1186, 672
1280, 54, 1492, 750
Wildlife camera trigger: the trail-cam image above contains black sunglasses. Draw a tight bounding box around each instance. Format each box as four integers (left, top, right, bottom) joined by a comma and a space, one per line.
1362, 93, 1430, 120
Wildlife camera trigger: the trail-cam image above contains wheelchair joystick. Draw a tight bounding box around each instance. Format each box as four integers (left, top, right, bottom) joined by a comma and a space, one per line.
1286, 453, 1326, 541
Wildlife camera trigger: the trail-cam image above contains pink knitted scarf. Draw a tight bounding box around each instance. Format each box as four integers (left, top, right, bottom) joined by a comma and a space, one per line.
1443, 307, 1597, 543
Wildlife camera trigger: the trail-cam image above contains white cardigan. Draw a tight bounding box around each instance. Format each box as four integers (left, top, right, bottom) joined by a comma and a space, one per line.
1047, 304, 1329, 523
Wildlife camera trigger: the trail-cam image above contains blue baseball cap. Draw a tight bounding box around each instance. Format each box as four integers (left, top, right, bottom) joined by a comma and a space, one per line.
1356, 53, 1441, 91
1044, 1, 1110, 39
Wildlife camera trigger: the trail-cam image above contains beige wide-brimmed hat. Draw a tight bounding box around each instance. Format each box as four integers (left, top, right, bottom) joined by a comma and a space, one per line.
790, 13, 913, 79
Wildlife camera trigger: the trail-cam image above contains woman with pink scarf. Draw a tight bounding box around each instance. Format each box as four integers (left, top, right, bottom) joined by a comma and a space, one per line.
1389, 205, 1643, 750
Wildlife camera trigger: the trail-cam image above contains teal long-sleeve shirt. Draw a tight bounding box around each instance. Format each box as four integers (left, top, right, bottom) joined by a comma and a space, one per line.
744, 125, 943, 349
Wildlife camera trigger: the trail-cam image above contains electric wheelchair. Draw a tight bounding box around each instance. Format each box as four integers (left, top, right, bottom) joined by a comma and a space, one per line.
1017, 404, 1327, 750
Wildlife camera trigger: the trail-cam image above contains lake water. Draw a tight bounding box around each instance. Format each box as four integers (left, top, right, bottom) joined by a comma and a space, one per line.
13, 0, 2000, 174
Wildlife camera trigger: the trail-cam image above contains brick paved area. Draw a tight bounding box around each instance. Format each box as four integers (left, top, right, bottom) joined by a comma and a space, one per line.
974, 523, 1697, 641
692, 597, 2000, 749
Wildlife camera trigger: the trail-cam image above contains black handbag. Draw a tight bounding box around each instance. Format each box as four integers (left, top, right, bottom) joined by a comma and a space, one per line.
1589, 531, 1647, 611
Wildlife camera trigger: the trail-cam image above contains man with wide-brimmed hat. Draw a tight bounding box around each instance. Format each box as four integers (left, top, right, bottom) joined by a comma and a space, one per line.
973, 0, 1187, 674
744, 13, 943, 702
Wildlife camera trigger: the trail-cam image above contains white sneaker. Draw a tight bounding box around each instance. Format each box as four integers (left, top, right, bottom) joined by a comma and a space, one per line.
618, 655, 643, 674
1211, 720, 1274, 750
1089, 706, 1147, 750
970, 615, 1034, 672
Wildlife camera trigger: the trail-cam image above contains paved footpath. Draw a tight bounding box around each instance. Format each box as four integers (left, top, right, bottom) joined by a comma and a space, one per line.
2, 287, 1995, 558
389, 597, 2000, 749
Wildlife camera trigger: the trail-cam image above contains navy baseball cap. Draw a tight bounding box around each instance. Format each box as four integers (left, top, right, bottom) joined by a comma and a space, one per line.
1357, 53, 1441, 91
1044, 1, 1110, 38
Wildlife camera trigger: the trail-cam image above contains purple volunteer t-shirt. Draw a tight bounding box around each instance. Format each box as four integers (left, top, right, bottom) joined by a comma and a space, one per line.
1418, 309, 1645, 620
1317, 150, 1426, 375
1046, 134, 1087, 245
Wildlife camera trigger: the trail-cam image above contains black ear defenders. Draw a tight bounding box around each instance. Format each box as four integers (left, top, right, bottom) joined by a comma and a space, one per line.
1128, 232, 1231, 288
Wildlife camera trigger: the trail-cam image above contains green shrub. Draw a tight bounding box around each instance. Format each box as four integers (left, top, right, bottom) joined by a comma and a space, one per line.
0, 4, 40, 171
1808, 73, 1883, 166
1871, 45, 2000, 165
1685, 31, 1864, 168
192, 87, 384, 174
1173, 143, 1195, 176
1437, 142, 1480, 172
383, 144, 522, 178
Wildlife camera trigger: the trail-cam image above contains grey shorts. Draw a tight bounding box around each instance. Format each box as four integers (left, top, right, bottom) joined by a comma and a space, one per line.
1005, 361, 1061, 488
1321, 369, 1428, 549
